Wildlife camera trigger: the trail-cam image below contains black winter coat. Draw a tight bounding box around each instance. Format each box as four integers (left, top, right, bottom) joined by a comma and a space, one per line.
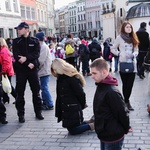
55, 75, 86, 128
78, 44, 90, 60
93, 83, 129, 142
136, 28, 150, 52
103, 42, 112, 61
88, 40, 102, 60
13, 36, 40, 72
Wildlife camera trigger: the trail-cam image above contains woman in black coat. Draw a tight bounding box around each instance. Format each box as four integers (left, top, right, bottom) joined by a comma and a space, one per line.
51, 58, 94, 135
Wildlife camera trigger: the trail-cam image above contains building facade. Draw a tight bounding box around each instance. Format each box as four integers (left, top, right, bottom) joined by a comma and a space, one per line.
20, 0, 37, 36
46, 0, 55, 36
85, 0, 102, 39
77, 0, 86, 38
0, 0, 21, 39
68, 1, 78, 36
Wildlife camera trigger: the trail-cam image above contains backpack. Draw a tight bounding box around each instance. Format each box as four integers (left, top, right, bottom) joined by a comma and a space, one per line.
55, 49, 63, 59
65, 44, 74, 55
91, 47, 98, 54
143, 51, 150, 72
79, 46, 85, 57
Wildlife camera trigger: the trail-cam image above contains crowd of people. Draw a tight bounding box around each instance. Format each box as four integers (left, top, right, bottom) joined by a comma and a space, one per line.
0, 20, 150, 150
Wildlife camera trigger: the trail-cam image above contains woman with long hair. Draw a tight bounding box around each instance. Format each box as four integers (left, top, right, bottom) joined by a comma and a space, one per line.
51, 58, 94, 135
111, 21, 139, 111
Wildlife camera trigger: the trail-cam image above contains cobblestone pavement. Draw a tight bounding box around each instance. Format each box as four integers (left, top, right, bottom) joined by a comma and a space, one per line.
0, 72, 150, 150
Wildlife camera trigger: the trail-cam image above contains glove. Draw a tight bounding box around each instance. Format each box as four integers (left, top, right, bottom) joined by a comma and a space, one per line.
1, 72, 7, 76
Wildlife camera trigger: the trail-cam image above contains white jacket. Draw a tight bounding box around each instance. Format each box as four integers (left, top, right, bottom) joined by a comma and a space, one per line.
111, 35, 139, 72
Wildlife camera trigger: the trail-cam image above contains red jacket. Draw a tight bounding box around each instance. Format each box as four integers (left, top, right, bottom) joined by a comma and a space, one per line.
0, 46, 14, 76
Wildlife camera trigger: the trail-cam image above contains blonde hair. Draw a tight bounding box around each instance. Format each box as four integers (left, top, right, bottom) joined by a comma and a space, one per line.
0, 38, 8, 48
51, 58, 86, 87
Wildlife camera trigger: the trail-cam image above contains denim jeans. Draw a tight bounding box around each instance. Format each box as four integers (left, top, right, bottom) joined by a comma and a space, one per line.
114, 56, 119, 72
100, 137, 124, 150
67, 122, 91, 135
40, 75, 53, 107
81, 59, 90, 75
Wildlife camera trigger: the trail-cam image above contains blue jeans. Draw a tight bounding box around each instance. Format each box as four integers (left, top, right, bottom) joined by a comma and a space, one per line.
81, 59, 90, 75
40, 75, 53, 107
114, 57, 119, 71
67, 122, 91, 135
100, 137, 124, 150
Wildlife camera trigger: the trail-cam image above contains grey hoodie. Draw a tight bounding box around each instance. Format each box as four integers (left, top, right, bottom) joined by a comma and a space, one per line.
38, 42, 52, 77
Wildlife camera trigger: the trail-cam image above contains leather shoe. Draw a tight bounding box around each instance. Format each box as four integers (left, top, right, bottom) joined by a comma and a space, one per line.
36, 113, 44, 120
19, 115, 25, 123
0, 118, 8, 124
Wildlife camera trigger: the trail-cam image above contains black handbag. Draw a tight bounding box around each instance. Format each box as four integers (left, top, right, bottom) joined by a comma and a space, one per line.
120, 62, 134, 73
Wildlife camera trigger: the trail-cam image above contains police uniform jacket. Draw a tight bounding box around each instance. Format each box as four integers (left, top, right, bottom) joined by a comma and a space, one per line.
12, 36, 40, 72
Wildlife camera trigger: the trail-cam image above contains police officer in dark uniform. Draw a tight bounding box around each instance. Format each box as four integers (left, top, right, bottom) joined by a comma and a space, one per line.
13, 22, 44, 123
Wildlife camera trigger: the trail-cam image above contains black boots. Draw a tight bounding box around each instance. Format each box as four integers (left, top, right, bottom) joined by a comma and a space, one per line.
0, 117, 8, 124
19, 115, 25, 123
36, 113, 44, 120
18, 113, 44, 123
126, 102, 134, 111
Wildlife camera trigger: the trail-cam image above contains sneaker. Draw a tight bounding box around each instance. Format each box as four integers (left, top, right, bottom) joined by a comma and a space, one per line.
89, 123, 95, 131
85, 115, 94, 124
41, 104, 48, 110
47, 106, 54, 110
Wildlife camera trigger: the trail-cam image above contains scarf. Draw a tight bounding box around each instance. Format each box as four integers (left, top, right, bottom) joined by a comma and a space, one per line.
120, 33, 132, 44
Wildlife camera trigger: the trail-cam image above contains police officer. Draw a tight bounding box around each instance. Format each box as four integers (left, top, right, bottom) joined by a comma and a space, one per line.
13, 22, 44, 123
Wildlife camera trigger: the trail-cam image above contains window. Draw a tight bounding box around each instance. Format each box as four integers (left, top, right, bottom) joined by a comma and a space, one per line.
78, 15, 80, 21
5, 0, 11, 11
31, 8, 35, 20
84, 23, 86, 30
41, 10, 43, 22
38, 9, 40, 21
78, 24, 80, 30
21, 6, 25, 19
13, 0, 18, 12
26, 7, 31, 20
0, 28, 4, 38
9, 29, 13, 38
44, 12, 46, 22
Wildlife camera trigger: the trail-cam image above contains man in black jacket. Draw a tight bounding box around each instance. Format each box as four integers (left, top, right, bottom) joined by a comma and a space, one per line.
136, 22, 150, 79
88, 39, 102, 62
90, 58, 130, 150
13, 22, 44, 123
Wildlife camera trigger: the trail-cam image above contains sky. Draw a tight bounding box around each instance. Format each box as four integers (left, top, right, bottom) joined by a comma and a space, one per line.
54, 0, 76, 9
